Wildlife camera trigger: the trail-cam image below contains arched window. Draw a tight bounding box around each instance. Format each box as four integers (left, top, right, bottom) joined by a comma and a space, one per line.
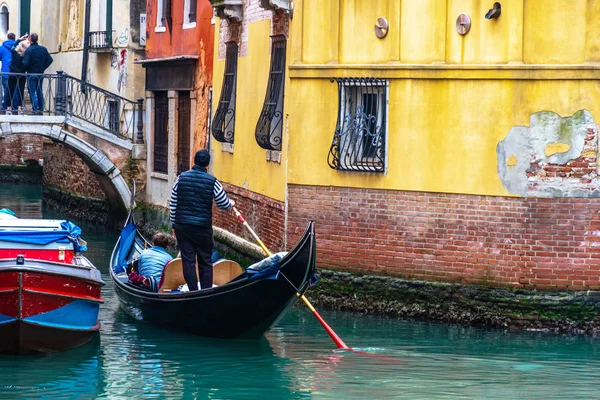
0, 4, 9, 38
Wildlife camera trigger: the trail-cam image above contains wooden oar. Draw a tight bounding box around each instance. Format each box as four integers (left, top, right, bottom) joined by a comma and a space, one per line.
233, 207, 349, 350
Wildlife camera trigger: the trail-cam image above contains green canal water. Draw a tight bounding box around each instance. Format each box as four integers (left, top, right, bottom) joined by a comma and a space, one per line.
1, 182, 600, 399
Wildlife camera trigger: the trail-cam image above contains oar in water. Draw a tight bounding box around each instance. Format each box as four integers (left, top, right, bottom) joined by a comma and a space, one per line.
232, 207, 349, 350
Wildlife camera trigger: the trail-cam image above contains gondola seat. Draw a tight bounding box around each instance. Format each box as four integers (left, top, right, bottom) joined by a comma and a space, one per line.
158, 258, 244, 292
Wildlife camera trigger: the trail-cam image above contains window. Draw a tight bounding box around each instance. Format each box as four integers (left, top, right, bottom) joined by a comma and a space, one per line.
184, 0, 197, 25
0, 4, 9, 38
255, 35, 286, 151
153, 91, 169, 173
328, 78, 387, 173
211, 41, 238, 144
156, 0, 170, 30
177, 91, 191, 175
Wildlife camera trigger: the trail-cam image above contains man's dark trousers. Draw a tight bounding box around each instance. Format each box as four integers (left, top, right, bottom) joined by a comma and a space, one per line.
174, 223, 213, 290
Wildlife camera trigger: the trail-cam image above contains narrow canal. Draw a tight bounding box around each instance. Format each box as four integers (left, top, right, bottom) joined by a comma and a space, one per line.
1, 182, 600, 399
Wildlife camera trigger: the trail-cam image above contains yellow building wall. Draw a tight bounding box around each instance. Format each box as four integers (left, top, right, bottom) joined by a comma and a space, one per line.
283, 0, 600, 197
211, 19, 287, 202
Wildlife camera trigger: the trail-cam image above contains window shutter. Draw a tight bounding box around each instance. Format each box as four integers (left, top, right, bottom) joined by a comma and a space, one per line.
189, 0, 197, 23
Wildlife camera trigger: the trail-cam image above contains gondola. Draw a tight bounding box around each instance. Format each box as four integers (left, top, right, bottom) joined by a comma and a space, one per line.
109, 207, 316, 339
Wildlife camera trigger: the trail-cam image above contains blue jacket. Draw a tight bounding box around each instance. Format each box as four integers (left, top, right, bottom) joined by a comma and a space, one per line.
174, 166, 217, 227
0, 39, 16, 74
138, 246, 173, 291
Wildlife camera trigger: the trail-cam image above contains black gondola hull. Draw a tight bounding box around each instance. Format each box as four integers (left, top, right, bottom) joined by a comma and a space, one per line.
110, 221, 316, 339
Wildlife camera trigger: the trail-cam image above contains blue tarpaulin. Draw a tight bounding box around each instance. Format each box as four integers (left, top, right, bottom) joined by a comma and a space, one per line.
246, 252, 287, 280
115, 222, 137, 273
0, 221, 87, 252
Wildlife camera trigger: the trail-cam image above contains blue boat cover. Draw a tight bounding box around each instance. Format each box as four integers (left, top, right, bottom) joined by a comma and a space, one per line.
0, 221, 87, 252
115, 222, 137, 273
247, 252, 288, 280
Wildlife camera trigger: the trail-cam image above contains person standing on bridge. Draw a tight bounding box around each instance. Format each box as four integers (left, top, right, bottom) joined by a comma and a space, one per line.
8, 34, 30, 113
169, 149, 235, 291
0, 33, 17, 112
23, 33, 53, 115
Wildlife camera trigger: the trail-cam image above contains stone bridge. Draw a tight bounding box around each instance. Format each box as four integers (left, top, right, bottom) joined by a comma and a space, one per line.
0, 72, 145, 216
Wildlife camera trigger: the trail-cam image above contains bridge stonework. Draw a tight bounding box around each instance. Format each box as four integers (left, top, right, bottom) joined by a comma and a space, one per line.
0, 116, 142, 217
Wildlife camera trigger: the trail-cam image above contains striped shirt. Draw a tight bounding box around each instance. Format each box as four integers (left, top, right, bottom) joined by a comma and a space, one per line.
169, 176, 233, 225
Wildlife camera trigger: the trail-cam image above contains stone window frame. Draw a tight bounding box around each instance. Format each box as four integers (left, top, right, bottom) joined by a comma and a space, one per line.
183, 0, 197, 28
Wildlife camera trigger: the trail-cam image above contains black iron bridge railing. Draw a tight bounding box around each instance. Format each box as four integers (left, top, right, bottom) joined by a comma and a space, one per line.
0, 71, 144, 143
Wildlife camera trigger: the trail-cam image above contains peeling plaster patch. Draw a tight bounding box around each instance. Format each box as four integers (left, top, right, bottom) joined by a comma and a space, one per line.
545, 143, 571, 157
497, 110, 599, 197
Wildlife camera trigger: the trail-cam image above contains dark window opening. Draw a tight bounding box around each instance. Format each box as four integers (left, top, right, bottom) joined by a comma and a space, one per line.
328, 78, 387, 173
189, 0, 197, 23
255, 35, 286, 151
177, 91, 191, 175
153, 91, 169, 173
211, 41, 238, 143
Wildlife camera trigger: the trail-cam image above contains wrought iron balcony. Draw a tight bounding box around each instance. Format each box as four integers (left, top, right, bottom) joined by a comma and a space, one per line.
89, 31, 115, 52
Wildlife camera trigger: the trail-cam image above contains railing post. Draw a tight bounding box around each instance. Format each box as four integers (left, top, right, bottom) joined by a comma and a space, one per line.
136, 97, 144, 144
55, 70, 67, 116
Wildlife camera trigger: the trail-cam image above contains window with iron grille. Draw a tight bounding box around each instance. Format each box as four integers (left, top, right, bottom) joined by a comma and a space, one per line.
328, 78, 387, 173
211, 41, 238, 143
153, 91, 169, 173
255, 35, 286, 151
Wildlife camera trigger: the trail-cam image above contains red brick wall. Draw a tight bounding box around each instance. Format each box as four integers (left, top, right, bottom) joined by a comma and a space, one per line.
213, 183, 285, 252
0, 134, 45, 165
43, 142, 105, 200
287, 184, 600, 291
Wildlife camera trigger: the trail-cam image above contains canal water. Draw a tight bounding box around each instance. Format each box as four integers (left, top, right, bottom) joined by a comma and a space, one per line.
1, 182, 600, 399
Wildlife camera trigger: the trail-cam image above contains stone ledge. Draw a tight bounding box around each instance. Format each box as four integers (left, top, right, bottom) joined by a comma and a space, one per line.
306, 270, 600, 335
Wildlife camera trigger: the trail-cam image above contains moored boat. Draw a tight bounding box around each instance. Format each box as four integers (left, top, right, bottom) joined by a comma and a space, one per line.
0, 215, 104, 354
110, 209, 316, 339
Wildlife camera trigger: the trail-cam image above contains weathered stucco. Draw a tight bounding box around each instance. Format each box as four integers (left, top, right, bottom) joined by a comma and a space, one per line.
497, 110, 600, 197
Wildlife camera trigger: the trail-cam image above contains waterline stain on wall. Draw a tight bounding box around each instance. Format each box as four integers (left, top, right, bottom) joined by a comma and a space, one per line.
497, 110, 599, 198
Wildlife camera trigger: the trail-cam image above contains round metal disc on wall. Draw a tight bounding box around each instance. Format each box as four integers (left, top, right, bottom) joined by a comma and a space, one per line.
374, 17, 389, 39
456, 14, 471, 35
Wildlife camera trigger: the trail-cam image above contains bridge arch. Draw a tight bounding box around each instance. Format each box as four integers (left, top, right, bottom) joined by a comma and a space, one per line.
0, 121, 132, 217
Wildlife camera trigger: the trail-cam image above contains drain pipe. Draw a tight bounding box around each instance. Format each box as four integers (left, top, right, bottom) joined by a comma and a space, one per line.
81, 0, 91, 83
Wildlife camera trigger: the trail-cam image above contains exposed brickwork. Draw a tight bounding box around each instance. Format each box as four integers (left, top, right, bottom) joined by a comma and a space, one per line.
0, 135, 45, 165
217, 0, 290, 59
43, 142, 105, 200
287, 184, 600, 291
527, 126, 599, 194
212, 182, 285, 252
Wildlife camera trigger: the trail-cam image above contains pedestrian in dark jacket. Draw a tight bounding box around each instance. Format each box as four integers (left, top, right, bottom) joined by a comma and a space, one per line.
8, 35, 30, 112
169, 149, 235, 291
0, 33, 17, 111
23, 33, 53, 114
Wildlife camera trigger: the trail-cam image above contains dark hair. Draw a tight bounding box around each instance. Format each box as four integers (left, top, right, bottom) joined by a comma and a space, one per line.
7, 33, 15, 40
29, 33, 38, 43
152, 232, 169, 248
194, 149, 210, 167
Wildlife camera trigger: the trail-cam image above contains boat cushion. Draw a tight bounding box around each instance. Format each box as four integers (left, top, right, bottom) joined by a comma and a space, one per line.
247, 252, 287, 280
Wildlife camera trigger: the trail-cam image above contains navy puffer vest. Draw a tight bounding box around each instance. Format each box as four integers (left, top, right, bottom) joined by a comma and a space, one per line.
174, 166, 216, 227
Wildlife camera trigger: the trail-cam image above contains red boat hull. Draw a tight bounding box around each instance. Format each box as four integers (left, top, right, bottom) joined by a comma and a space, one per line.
0, 263, 104, 355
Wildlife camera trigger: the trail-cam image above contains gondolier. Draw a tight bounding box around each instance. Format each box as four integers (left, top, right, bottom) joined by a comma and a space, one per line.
169, 149, 234, 291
